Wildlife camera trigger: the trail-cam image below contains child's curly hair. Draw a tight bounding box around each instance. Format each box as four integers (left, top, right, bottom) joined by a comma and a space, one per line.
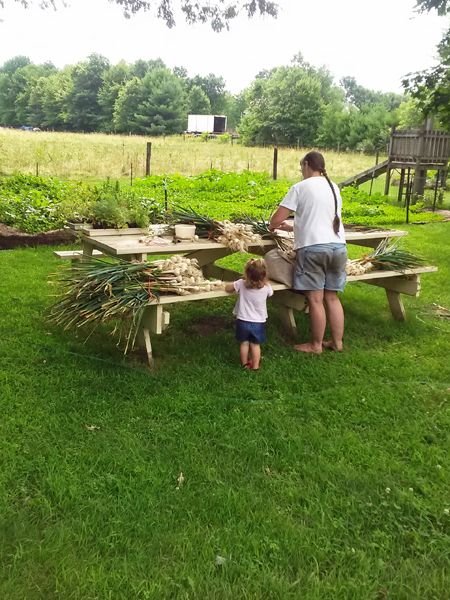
244, 258, 268, 289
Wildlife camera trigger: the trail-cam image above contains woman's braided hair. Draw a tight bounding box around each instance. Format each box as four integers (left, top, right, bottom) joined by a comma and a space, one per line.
301, 151, 341, 235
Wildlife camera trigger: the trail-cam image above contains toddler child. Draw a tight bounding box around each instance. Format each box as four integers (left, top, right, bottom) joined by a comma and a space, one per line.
225, 258, 273, 370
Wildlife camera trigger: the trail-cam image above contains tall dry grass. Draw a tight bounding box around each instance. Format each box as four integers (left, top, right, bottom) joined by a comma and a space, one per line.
0, 128, 384, 181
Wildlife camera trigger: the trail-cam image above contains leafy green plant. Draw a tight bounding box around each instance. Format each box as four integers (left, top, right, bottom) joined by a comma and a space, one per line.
0, 174, 95, 233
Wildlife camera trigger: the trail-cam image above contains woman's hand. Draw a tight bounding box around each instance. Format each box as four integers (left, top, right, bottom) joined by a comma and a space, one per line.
269, 206, 293, 232
276, 221, 294, 232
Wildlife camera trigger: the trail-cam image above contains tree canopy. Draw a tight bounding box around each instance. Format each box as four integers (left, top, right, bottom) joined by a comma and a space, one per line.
0, 0, 279, 30
0, 52, 411, 151
414, 0, 449, 15
403, 0, 450, 129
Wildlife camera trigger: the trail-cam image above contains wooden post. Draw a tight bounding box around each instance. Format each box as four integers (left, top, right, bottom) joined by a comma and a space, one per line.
398, 169, 405, 203
384, 126, 395, 196
405, 168, 411, 223
145, 142, 152, 176
412, 123, 426, 200
272, 146, 278, 180
369, 150, 379, 196
432, 172, 439, 211
130, 161, 133, 187
35, 162, 39, 177
384, 167, 391, 196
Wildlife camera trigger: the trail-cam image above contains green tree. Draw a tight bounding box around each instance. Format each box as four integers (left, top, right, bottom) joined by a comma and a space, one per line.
340, 76, 402, 111
188, 74, 226, 113
403, 28, 450, 129
113, 68, 186, 134
66, 54, 110, 131
98, 61, 131, 131
15, 62, 56, 124
187, 85, 211, 114
402, 0, 449, 129
396, 97, 425, 129
113, 76, 143, 133
0, 56, 31, 125
131, 58, 166, 79
134, 68, 186, 134
239, 65, 338, 146
35, 68, 73, 129
223, 90, 248, 130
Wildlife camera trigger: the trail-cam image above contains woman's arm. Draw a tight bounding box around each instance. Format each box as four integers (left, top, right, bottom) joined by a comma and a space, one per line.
268, 206, 292, 232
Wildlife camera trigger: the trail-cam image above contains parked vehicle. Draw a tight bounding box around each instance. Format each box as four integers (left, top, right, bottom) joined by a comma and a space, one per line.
186, 114, 227, 135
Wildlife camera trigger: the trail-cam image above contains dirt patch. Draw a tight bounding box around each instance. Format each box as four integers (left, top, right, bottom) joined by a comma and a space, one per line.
0, 222, 74, 250
187, 315, 233, 336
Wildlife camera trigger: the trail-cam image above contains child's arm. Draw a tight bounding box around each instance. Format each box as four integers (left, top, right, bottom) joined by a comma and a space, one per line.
224, 282, 236, 293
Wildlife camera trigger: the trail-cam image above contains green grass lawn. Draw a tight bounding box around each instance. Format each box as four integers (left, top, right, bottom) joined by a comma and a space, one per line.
1, 224, 450, 599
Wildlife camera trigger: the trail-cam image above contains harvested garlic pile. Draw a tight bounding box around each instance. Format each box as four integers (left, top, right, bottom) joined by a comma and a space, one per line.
346, 260, 374, 276
216, 221, 262, 252
151, 255, 223, 295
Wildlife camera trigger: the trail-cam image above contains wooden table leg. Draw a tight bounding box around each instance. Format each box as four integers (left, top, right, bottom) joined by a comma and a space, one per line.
362, 274, 421, 321
385, 290, 406, 321
137, 304, 171, 367
81, 240, 94, 261
272, 290, 306, 338
140, 327, 154, 368
278, 306, 298, 337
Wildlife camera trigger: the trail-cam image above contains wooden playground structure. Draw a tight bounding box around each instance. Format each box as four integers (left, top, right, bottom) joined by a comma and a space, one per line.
340, 125, 450, 215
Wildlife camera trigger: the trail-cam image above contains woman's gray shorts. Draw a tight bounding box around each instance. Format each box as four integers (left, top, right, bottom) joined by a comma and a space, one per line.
293, 243, 347, 292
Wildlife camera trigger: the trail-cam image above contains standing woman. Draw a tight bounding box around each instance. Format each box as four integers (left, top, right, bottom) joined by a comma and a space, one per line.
269, 151, 347, 353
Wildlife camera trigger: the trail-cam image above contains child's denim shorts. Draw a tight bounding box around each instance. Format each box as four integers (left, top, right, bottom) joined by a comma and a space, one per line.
294, 243, 347, 292
236, 319, 267, 344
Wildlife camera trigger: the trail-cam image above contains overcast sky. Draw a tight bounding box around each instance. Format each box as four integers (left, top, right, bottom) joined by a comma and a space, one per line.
0, 0, 446, 94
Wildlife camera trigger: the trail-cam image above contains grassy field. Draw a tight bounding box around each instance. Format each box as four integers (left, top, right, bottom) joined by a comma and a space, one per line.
0, 128, 384, 182
1, 222, 449, 599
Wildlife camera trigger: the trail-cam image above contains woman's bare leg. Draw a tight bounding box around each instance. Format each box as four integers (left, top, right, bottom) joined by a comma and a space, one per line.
323, 290, 344, 351
294, 290, 325, 353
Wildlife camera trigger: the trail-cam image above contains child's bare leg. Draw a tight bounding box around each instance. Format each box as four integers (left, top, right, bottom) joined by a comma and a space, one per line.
240, 341, 250, 366
249, 343, 261, 369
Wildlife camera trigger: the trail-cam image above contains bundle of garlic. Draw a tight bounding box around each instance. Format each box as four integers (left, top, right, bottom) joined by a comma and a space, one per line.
346, 260, 374, 276
216, 220, 263, 252
150, 255, 223, 295
49, 255, 224, 353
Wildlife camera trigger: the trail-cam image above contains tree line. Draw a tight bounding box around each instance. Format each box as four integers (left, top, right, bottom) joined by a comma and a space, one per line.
0, 51, 437, 152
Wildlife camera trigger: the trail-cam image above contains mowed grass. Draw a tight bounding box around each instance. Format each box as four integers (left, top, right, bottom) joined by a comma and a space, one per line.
0, 223, 449, 599
0, 128, 383, 182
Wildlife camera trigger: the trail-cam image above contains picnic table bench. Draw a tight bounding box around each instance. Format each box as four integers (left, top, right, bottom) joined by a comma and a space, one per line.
54, 227, 437, 366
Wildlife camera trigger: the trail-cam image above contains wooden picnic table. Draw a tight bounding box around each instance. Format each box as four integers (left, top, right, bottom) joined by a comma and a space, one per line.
74, 227, 436, 366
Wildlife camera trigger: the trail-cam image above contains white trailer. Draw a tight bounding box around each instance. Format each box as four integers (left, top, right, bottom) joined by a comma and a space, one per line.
187, 114, 227, 134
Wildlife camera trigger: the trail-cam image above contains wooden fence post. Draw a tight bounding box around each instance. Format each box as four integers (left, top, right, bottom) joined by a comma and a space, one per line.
145, 142, 152, 176
272, 146, 278, 180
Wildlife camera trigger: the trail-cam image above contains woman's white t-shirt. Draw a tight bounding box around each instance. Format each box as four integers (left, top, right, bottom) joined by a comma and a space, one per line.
280, 176, 345, 249
233, 279, 273, 322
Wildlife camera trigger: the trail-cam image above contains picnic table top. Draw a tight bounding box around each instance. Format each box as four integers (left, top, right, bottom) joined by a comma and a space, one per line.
80, 227, 408, 257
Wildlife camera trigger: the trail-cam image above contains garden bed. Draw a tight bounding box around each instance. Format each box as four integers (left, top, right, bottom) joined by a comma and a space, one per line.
0, 222, 74, 250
